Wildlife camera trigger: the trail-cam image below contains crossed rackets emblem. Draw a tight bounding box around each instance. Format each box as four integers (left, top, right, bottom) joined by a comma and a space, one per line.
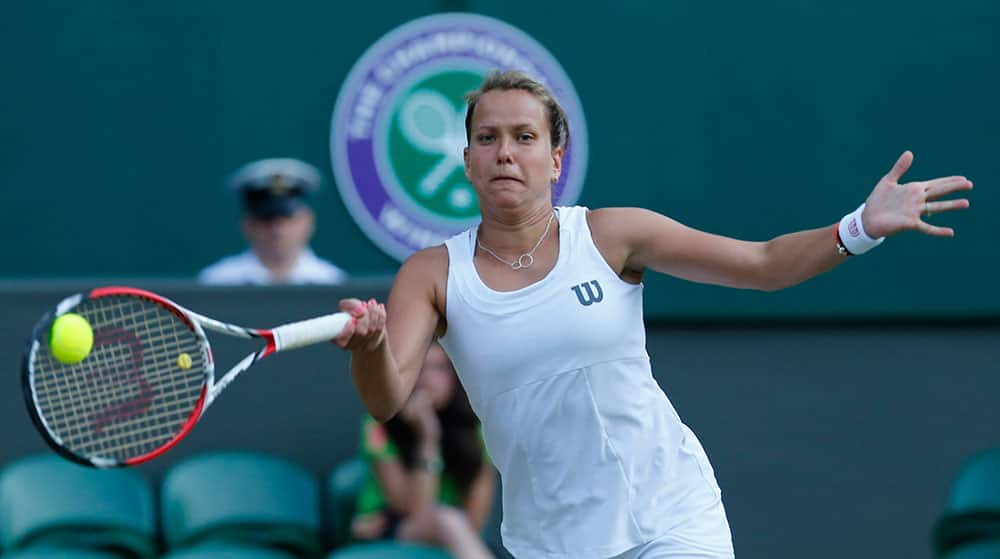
397, 89, 474, 211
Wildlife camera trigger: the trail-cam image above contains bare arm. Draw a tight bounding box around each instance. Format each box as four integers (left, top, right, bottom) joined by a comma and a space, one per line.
463, 462, 497, 531
590, 151, 972, 291
335, 246, 448, 422
591, 208, 843, 292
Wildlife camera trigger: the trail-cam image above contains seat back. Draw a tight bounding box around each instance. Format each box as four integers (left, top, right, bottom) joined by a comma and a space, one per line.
934, 448, 1000, 556
941, 538, 1000, 559
160, 451, 321, 557
0, 454, 156, 557
0, 548, 123, 559
161, 541, 298, 559
327, 541, 451, 559
324, 458, 369, 549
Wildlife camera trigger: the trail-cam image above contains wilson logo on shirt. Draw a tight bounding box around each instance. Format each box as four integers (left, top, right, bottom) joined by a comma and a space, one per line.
571, 280, 604, 306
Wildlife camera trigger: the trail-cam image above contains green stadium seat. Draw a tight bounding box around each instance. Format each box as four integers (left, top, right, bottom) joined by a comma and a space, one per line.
327, 541, 451, 559
324, 458, 369, 549
934, 448, 1000, 557
941, 539, 1000, 559
0, 547, 121, 559
0, 454, 156, 558
161, 541, 298, 559
160, 451, 321, 557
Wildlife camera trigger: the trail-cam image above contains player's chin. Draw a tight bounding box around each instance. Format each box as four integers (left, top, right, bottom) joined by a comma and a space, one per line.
482, 188, 534, 210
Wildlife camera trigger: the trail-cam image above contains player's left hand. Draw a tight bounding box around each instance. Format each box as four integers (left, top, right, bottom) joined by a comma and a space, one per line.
861, 150, 973, 239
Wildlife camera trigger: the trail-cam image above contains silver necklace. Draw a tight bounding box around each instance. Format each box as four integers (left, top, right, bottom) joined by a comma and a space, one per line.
477, 210, 556, 270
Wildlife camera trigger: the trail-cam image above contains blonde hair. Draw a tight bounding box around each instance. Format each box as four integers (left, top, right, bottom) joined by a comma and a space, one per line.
464, 70, 570, 150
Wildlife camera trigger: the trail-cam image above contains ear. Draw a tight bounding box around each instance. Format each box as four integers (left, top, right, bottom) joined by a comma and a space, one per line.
550, 146, 564, 184
464, 146, 472, 181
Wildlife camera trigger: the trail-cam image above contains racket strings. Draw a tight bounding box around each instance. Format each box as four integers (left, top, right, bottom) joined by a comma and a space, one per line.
31, 296, 207, 463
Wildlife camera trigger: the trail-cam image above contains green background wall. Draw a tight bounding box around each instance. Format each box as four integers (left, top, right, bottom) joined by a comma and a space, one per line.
2, 1, 997, 318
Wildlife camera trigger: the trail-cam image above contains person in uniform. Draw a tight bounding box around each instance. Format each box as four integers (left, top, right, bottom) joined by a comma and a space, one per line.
198, 158, 348, 285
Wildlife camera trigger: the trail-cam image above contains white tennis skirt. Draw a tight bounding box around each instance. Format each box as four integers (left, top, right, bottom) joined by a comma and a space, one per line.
608, 499, 735, 559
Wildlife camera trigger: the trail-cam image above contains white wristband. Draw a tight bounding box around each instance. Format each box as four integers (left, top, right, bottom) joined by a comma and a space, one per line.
838, 203, 884, 255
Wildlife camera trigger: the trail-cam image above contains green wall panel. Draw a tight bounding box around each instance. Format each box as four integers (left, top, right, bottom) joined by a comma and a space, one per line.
2, 1, 996, 317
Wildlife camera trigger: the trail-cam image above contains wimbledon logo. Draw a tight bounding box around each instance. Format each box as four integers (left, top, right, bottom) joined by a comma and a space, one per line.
330, 13, 588, 261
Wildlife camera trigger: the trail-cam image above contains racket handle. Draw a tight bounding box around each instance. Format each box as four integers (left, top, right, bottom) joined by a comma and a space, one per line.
271, 312, 351, 351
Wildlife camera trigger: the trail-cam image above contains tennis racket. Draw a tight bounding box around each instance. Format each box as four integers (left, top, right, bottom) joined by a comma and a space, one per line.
22, 286, 350, 468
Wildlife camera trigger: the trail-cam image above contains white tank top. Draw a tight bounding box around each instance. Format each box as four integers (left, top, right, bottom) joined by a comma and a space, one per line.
440, 206, 724, 559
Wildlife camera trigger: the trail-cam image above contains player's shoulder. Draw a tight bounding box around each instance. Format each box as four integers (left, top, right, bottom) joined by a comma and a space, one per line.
585, 207, 673, 265
586, 206, 630, 234
588, 207, 663, 234
587, 206, 650, 222
401, 244, 449, 273
392, 245, 448, 300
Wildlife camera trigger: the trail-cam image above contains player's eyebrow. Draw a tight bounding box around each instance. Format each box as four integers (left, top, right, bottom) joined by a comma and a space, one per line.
474, 122, 538, 131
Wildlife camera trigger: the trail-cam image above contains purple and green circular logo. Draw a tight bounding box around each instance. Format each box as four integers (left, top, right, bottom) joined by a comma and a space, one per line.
331, 13, 589, 261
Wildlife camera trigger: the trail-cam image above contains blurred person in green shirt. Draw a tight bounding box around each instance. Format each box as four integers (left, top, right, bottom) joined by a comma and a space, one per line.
352, 341, 495, 559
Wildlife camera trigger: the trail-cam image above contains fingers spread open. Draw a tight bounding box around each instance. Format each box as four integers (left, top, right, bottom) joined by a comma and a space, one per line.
925, 199, 971, 215
885, 150, 914, 182
916, 220, 955, 237
924, 176, 973, 198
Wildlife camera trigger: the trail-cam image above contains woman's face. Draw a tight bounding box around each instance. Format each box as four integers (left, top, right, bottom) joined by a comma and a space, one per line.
415, 344, 458, 410
463, 89, 563, 211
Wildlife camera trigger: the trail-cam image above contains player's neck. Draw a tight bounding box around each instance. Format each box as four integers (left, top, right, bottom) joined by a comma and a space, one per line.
478, 205, 556, 253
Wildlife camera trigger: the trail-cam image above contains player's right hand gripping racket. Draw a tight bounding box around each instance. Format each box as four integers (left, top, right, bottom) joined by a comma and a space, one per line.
22, 286, 350, 468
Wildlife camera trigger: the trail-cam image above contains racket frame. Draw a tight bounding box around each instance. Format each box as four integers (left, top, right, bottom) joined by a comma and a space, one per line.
23, 286, 347, 468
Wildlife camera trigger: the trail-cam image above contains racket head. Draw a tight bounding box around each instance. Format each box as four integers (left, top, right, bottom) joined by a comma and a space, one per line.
22, 287, 213, 468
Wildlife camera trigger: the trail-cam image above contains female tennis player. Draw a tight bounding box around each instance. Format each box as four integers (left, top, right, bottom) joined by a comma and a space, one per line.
334, 70, 972, 558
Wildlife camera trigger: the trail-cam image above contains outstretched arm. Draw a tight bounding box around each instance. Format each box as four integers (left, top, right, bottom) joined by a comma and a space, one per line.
590, 151, 972, 291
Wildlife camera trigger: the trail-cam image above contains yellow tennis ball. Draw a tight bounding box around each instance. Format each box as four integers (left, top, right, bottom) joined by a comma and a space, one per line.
49, 313, 94, 365
177, 353, 192, 370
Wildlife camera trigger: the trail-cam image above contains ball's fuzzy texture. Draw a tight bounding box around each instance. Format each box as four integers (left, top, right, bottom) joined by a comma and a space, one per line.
49, 313, 94, 364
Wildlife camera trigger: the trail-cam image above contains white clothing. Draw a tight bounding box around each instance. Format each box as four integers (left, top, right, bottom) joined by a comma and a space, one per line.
197, 248, 348, 285
439, 206, 728, 559
610, 500, 734, 559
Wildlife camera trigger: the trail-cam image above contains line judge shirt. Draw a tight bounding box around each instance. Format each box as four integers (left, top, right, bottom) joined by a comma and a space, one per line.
197, 248, 348, 286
